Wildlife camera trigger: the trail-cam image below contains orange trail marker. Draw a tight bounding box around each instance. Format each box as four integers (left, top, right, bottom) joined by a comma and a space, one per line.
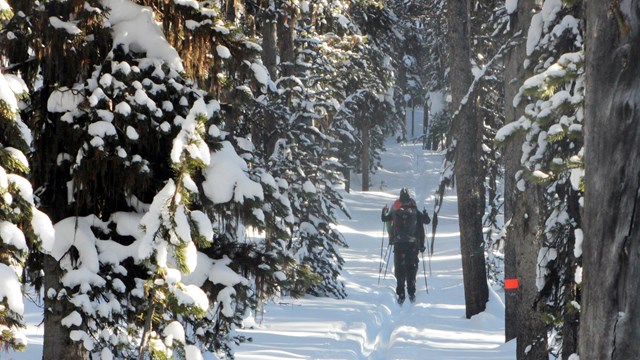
504, 278, 519, 290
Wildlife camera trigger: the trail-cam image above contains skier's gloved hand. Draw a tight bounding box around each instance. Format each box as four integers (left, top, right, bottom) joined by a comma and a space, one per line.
381, 205, 390, 221
420, 246, 426, 253
422, 208, 431, 225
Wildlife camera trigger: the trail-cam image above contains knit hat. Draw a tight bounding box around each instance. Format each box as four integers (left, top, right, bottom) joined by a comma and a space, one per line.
399, 188, 410, 202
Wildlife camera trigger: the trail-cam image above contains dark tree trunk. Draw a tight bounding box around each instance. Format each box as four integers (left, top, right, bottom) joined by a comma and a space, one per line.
225, 0, 236, 21
446, 0, 488, 319
398, 66, 408, 141
255, 4, 278, 156
503, 9, 528, 343
30, 1, 105, 358
42, 256, 87, 360
261, 6, 277, 80
513, 185, 548, 359
343, 168, 351, 193
580, 1, 640, 359
502, 3, 547, 358
35, 123, 86, 360
277, 3, 296, 79
423, 96, 429, 149
362, 121, 370, 192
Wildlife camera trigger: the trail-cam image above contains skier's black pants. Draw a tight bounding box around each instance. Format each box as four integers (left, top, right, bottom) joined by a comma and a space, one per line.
394, 242, 419, 299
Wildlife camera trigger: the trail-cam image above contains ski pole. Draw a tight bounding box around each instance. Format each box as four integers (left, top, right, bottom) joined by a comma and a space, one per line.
422, 251, 429, 294
378, 224, 386, 284
382, 244, 393, 280
379, 244, 391, 284
429, 211, 438, 276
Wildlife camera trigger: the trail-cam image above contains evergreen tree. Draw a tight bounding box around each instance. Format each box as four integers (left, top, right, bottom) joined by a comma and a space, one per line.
163, 0, 356, 300
402, 0, 448, 150
252, 0, 352, 298
0, 4, 55, 349
445, 0, 489, 319
55, 46, 220, 359
344, 0, 400, 191
1, 1, 112, 357
431, 0, 523, 323
502, 0, 539, 346
497, 0, 584, 357
0, 0, 275, 357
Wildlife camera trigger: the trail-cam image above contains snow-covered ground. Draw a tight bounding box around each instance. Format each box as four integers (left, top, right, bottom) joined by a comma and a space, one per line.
232, 136, 515, 360
5, 110, 515, 359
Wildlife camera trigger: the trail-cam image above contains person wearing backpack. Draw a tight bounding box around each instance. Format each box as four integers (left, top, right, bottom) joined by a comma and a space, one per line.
381, 188, 431, 304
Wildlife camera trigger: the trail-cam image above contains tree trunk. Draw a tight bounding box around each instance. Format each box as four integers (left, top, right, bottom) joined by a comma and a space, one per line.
362, 121, 370, 192
256, 5, 278, 156
446, 0, 488, 319
580, 1, 640, 359
277, 3, 296, 79
43, 256, 87, 360
398, 65, 408, 141
410, 105, 415, 138
423, 96, 429, 149
343, 167, 351, 193
34, 2, 92, 357
502, 3, 548, 357
514, 184, 548, 359
225, 0, 236, 21
38, 123, 87, 360
261, 6, 277, 80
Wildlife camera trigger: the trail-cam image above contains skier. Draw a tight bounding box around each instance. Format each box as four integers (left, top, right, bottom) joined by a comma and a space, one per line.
381, 188, 430, 304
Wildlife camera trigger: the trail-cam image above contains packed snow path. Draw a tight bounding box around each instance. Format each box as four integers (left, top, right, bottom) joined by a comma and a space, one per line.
234, 140, 515, 359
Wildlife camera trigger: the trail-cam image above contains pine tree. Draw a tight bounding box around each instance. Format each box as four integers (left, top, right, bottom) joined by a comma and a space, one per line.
343, 0, 400, 191
502, 0, 539, 346
249, 0, 350, 298
56, 45, 217, 359
0, 4, 55, 349
470, 0, 511, 287
0, 1, 112, 358
157, 0, 354, 301
387, 0, 429, 139
0, 0, 278, 357
442, 0, 489, 319
497, 0, 584, 357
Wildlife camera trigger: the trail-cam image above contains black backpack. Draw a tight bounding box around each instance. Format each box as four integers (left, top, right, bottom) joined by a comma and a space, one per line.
393, 204, 418, 243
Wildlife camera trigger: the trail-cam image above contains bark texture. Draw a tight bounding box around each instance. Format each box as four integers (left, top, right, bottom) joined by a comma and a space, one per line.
256, 8, 278, 156
261, 9, 278, 79
277, 4, 297, 79
446, 0, 488, 319
580, 1, 640, 359
43, 256, 87, 360
503, 5, 530, 343
502, 3, 548, 358
361, 121, 371, 191
36, 1, 93, 356
513, 185, 548, 359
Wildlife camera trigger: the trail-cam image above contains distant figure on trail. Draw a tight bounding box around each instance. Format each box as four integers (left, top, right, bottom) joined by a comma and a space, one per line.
381, 188, 430, 304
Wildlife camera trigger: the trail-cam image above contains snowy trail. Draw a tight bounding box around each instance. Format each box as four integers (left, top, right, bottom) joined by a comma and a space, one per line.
234, 140, 515, 360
